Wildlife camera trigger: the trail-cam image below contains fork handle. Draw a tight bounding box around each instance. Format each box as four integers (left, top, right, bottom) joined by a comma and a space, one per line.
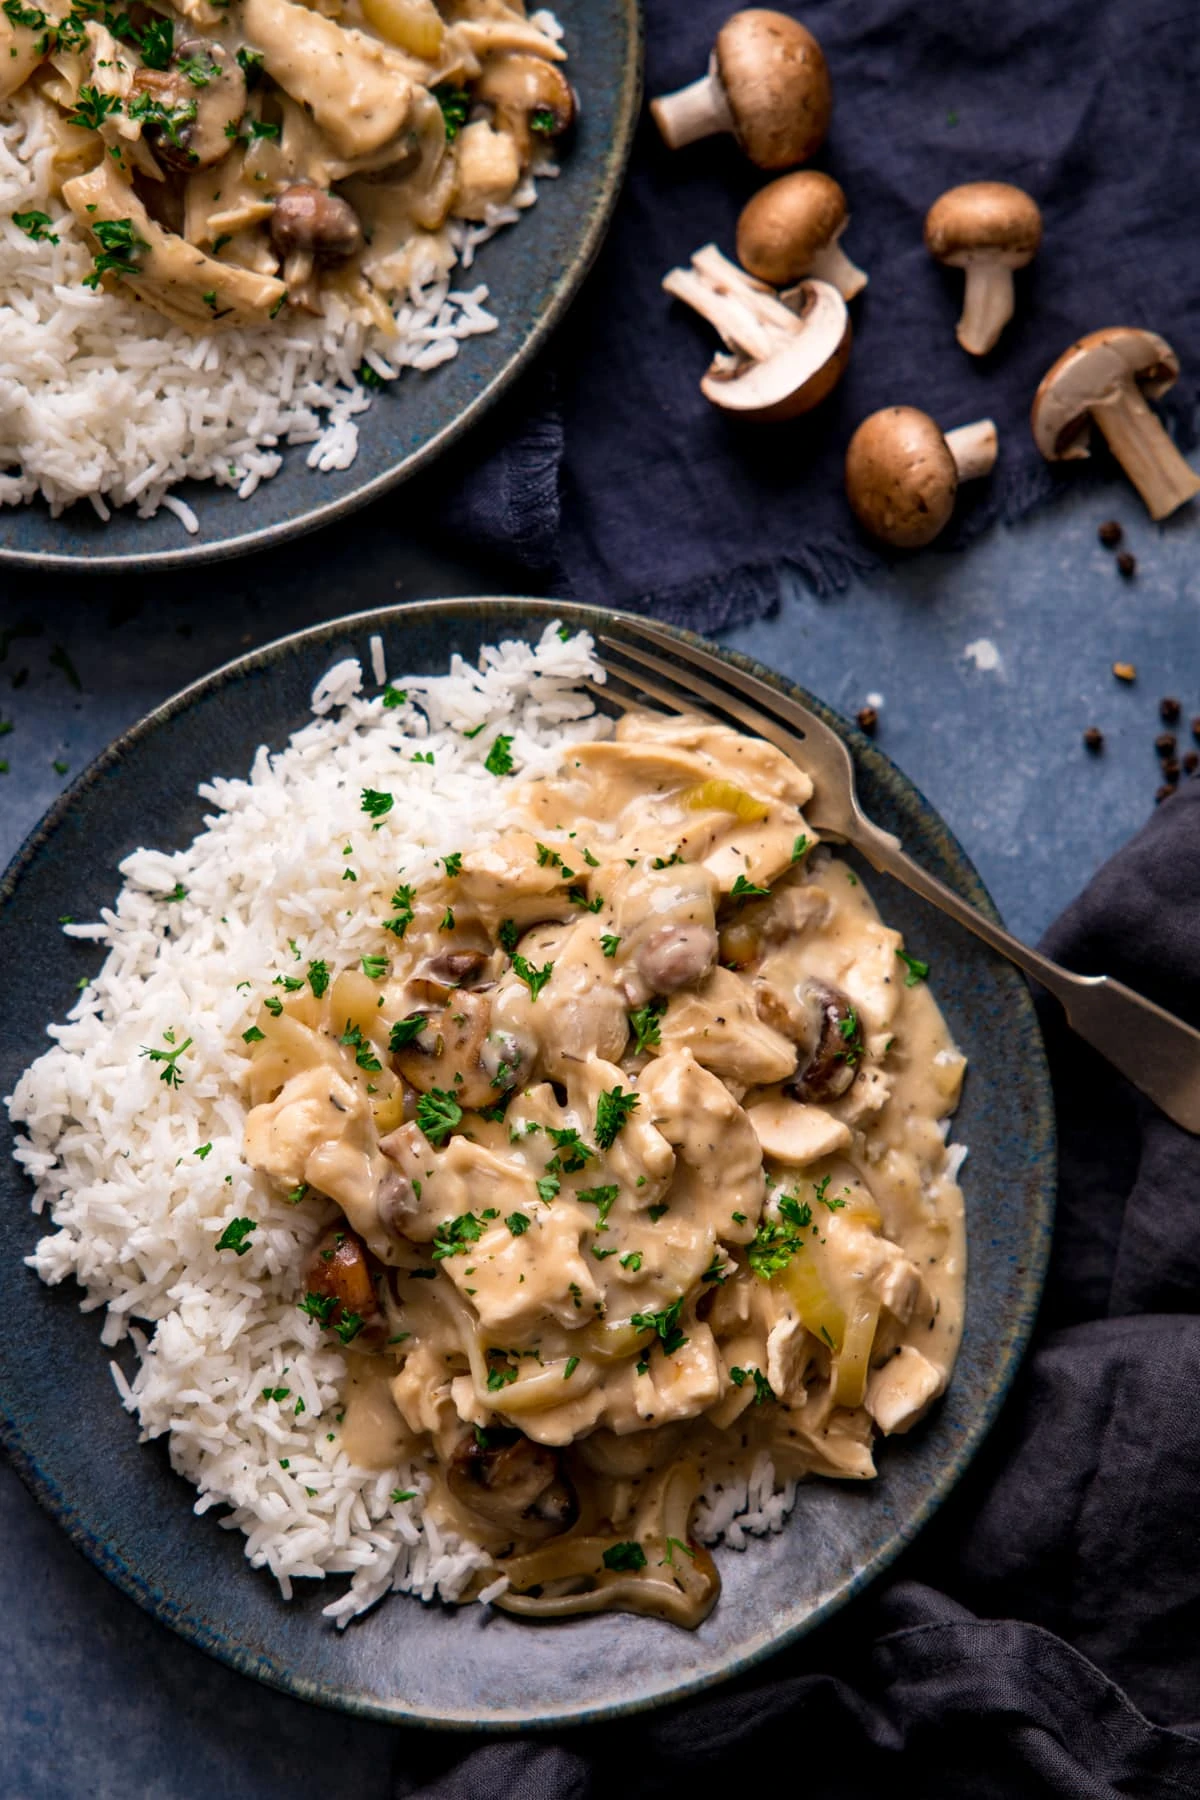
852, 817, 1200, 1133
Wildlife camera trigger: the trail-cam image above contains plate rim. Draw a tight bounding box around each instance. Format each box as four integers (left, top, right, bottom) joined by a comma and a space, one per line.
0, 2, 644, 575
0, 597, 1057, 1729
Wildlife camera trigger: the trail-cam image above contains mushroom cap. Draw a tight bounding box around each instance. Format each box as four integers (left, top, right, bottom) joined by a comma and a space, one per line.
924, 181, 1042, 269
700, 277, 849, 422
737, 170, 847, 285
1031, 327, 1182, 461
714, 9, 832, 169
844, 407, 958, 548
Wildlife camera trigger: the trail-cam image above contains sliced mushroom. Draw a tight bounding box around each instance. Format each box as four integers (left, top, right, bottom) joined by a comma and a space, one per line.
844, 406, 998, 548
447, 1428, 578, 1541
924, 182, 1042, 356
651, 9, 831, 170
634, 921, 719, 994
1031, 328, 1200, 521
474, 53, 575, 166
737, 171, 866, 299
304, 1225, 378, 1321
762, 979, 861, 1104
390, 986, 506, 1110
376, 1167, 417, 1239
663, 246, 849, 421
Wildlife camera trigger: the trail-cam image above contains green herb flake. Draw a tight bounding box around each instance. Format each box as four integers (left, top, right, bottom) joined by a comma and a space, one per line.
602, 1540, 646, 1573
730, 874, 771, 902
361, 953, 389, 979
12, 207, 57, 243
484, 734, 514, 776
361, 787, 393, 819
307, 958, 330, 997
139, 1031, 192, 1088
383, 883, 415, 939
600, 933, 621, 958
391, 1488, 416, 1503
416, 1087, 463, 1147
595, 1084, 638, 1150
381, 683, 407, 708
242, 1025, 265, 1043
215, 1216, 255, 1255
505, 1211, 531, 1236
139, 13, 172, 67
536, 1174, 560, 1203
388, 1012, 428, 1051
497, 918, 520, 954
563, 1355, 579, 1379
433, 81, 469, 141
512, 953, 553, 1001
438, 906, 455, 932
335, 1311, 364, 1344
631, 1294, 688, 1356
896, 947, 930, 986
627, 996, 666, 1055
791, 834, 810, 862
577, 1183, 619, 1228
619, 1250, 642, 1272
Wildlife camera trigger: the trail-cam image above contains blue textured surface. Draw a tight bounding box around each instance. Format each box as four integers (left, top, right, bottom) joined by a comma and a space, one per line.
0, 465, 1195, 1791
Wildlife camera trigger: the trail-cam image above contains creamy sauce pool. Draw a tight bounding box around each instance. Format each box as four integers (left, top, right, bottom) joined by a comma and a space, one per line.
242, 710, 966, 1626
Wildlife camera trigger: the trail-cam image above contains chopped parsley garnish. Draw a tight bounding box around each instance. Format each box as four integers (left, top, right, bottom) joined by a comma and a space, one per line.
577, 1183, 619, 1229
780, 1193, 813, 1229
2, 0, 45, 25
620, 1250, 643, 1272
746, 1214, 804, 1278
361, 954, 389, 979
307, 958, 330, 998
628, 996, 666, 1055
441, 851, 463, 878
631, 1295, 687, 1356
486, 1359, 518, 1391
484, 734, 514, 776
581, 847, 600, 868
647, 1203, 669, 1223
361, 787, 393, 819
298, 1291, 336, 1325
535, 1174, 560, 1204
12, 208, 57, 243
215, 1216, 255, 1255
260, 1384, 290, 1402
730, 1366, 775, 1404
564, 1355, 579, 1379
701, 1251, 728, 1284
792, 834, 811, 861
438, 906, 455, 932
127, 90, 197, 148
412, 751, 434, 765
334, 1311, 364, 1344
139, 1030, 192, 1088
662, 1537, 696, 1567
730, 874, 771, 902
416, 1087, 463, 1146
505, 1211, 530, 1236
837, 1008, 864, 1067
567, 886, 604, 913
138, 13, 172, 67
497, 918, 520, 954
895, 948, 930, 986
600, 934, 621, 958
535, 842, 565, 869
242, 1025, 265, 1043
339, 1022, 382, 1072
592, 1244, 619, 1260
529, 103, 558, 135
236, 44, 264, 83
433, 81, 469, 141
81, 214, 148, 288
194, 1143, 212, 1159
381, 683, 407, 708
391, 1488, 416, 1503
383, 883, 415, 938
164, 881, 187, 902
594, 1084, 638, 1149
602, 1540, 646, 1573
388, 1012, 428, 1051
512, 954, 553, 1001
545, 1127, 594, 1174
813, 1174, 847, 1213
287, 1185, 307, 1205
651, 852, 682, 870
820, 1324, 836, 1350
177, 48, 217, 85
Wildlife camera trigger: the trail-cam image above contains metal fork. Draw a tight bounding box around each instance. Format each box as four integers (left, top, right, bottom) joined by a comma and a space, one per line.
594, 619, 1200, 1134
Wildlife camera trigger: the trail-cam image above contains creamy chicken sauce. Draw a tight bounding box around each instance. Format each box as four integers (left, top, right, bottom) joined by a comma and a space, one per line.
242, 712, 967, 1626
3, 0, 572, 330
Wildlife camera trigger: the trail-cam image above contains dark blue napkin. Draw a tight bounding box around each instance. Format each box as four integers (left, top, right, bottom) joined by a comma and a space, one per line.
387, 783, 1200, 1800
441, 0, 1200, 631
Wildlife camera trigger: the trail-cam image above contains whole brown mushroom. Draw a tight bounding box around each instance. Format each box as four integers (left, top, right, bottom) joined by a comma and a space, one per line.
845, 406, 998, 548
737, 170, 866, 299
924, 182, 1042, 355
1031, 327, 1200, 521
651, 9, 831, 170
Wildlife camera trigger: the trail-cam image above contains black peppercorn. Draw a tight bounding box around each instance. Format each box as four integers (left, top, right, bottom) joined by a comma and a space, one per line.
1116, 551, 1137, 578
856, 706, 878, 735
1156, 732, 1177, 758
1098, 521, 1122, 547
1083, 727, 1104, 753
1160, 697, 1181, 723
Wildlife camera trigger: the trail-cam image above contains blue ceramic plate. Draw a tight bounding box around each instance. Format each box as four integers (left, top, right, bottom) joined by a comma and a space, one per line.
0, 5, 641, 572
0, 600, 1056, 1728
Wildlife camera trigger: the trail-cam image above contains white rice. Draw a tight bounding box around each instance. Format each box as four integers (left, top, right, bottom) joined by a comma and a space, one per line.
5, 622, 802, 1623
0, 90, 551, 531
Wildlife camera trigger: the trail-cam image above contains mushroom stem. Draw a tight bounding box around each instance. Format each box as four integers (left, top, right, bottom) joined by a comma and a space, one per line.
957, 263, 1015, 356
663, 244, 801, 362
650, 62, 734, 150
944, 420, 999, 482
808, 235, 868, 301
1089, 387, 1200, 521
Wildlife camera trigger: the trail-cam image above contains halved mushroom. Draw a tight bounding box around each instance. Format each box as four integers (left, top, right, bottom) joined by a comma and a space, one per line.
269, 182, 364, 310
304, 1225, 378, 1322
844, 406, 998, 548
447, 1428, 578, 1541
474, 53, 575, 166
651, 9, 831, 171
390, 986, 503, 1110
757, 978, 861, 1104
634, 921, 719, 995
737, 171, 866, 300
662, 245, 850, 421
130, 42, 248, 173
924, 182, 1042, 356
1031, 328, 1200, 521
